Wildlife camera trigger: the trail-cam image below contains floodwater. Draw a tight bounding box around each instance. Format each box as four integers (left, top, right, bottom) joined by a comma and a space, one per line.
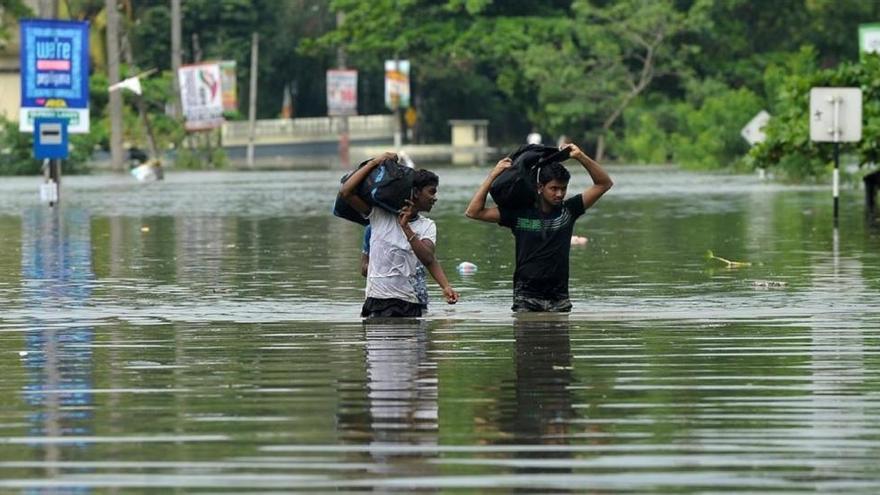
0, 166, 879, 492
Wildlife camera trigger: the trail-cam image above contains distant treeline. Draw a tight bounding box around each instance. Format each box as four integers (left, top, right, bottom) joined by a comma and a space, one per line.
2, 0, 880, 178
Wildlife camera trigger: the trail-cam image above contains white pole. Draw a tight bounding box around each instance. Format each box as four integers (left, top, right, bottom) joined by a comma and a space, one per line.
832, 95, 840, 224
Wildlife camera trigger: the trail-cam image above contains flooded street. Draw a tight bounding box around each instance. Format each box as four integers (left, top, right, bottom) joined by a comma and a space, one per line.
1, 166, 879, 492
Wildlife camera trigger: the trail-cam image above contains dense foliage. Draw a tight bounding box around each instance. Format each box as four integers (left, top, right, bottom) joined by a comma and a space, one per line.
3, 0, 880, 177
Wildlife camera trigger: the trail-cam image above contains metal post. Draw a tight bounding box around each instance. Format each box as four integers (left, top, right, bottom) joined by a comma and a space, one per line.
832, 95, 841, 226
49, 159, 61, 207
833, 142, 840, 225
246, 33, 259, 169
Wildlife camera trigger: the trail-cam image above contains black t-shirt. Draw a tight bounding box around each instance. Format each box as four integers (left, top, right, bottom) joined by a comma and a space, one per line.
499, 195, 586, 300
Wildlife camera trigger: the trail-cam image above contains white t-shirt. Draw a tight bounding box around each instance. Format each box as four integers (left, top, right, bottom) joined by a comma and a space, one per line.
366, 208, 437, 304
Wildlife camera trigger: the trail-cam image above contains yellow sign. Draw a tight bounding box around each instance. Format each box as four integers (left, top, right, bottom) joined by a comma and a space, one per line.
405, 107, 417, 127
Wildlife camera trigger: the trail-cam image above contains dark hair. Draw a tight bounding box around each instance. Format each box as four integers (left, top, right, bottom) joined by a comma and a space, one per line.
413, 169, 439, 190
537, 162, 570, 186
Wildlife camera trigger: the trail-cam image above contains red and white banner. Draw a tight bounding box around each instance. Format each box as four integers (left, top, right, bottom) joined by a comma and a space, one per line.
178, 62, 225, 131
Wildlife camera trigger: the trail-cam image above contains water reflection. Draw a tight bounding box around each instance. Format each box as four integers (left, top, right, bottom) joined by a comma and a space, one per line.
340, 319, 439, 478
499, 317, 577, 476
807, 250, 871, 478
20, 207, 94, 484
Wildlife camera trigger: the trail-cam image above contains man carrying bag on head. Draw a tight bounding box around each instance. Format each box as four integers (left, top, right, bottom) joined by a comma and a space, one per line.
465, 143, 613, 312
341, 152, 459, 317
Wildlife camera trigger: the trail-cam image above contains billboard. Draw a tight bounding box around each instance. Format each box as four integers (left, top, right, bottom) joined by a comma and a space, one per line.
178, 63, 225, 131
219, 60, 238, 113
384, 59, 410, 110
19, 19, 90, 133
327, 69, 357, 116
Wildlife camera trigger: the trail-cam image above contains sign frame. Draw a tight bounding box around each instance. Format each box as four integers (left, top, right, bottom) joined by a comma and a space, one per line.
178, 62, 225, 131
18, 19, 90, 134
740, 110, 770, 146
859, 23, 880, 57
809, 87, 862, 143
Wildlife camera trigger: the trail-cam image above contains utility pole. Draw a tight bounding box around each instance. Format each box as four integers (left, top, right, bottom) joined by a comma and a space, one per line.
37, 0, 57, 17
38, 0, 61, 205
106, 0, 125, 171
393, 59, 402, 149
336, 11, 349, 168
246, 32, 259, 169
170, 0, 182, 119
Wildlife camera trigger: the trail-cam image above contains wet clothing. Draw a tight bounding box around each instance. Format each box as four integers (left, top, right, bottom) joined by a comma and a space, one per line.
364, 208, 435, 312
361, 297, 424, 318
362, 225, 372, 255
499, 194, 586, 312
512, 286, 573, 312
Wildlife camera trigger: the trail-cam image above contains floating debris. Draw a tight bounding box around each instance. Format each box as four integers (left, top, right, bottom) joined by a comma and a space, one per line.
752, 280, 788, 289
706, 250, 751, 268
457, 261, 478, 274
570, 235, 588, 246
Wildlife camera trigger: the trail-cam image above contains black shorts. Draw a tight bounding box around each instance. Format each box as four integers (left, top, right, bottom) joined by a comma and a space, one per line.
361, 297, 424, 318
512, 292, 572, 312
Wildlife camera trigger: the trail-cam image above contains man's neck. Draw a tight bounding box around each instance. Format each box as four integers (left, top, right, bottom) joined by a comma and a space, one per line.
538, 200, 555, 214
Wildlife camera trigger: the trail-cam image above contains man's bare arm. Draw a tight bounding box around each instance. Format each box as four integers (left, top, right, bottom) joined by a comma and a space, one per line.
464, 157, 512, 223
340, 152, 398, 216
565, 144, 612, 210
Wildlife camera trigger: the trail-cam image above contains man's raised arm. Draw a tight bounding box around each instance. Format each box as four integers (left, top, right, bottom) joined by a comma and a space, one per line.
464, 157, 512, 223
565, 144, 612, 210
340, 152, 398, 216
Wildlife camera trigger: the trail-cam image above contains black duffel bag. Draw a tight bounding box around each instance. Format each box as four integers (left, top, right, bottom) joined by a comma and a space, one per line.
332, 158, 415, 225
489, 144, 571, 209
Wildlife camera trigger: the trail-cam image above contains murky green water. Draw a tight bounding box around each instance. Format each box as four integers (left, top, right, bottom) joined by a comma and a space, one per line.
1, 167, 879, 492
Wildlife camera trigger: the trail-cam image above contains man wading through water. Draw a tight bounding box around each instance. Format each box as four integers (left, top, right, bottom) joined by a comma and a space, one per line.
465, 143, 612, 312
341, 152, 459, 317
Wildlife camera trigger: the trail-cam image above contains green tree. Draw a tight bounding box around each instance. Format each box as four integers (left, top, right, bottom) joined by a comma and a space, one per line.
750, 54, 880, 180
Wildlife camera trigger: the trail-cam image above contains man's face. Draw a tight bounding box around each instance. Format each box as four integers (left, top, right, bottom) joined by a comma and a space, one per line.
538, 179, 568, 206
413, 184, 438, 212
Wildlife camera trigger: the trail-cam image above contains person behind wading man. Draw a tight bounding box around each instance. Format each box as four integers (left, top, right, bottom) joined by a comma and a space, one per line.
341, 152, 459, 317
465, 144, 613, 312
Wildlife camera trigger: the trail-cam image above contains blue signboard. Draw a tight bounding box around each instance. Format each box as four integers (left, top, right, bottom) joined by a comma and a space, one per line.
33, 118, 69, 159
19, 19, 90, 133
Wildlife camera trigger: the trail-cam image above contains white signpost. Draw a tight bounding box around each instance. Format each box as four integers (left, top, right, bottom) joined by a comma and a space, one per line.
740, 110, 770, 146
809, 87, 863, 224
859, 24, 880, 56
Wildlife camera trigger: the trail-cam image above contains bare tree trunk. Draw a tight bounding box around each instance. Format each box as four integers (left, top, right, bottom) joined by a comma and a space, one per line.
594, 40, 658, 162
106, 0, 125, 171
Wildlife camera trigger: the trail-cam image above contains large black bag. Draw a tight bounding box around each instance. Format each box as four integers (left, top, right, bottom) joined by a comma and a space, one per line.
332, 158, 415, 225
332, 169, 369, 225
489, 145, 571, 209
